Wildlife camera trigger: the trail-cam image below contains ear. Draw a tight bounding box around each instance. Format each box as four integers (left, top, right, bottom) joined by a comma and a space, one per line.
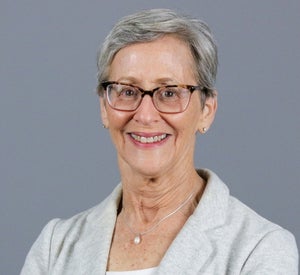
197, 91, 218, 133
99, 96, 109, 128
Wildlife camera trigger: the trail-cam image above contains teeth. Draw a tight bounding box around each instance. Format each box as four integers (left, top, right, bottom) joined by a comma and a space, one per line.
131, 134, 167, 144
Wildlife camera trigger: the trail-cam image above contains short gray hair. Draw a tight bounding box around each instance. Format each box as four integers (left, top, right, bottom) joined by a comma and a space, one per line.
97, 9, 218, 99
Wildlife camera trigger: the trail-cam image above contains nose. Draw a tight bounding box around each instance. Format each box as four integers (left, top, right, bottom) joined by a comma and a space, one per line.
133, 95, 160, 125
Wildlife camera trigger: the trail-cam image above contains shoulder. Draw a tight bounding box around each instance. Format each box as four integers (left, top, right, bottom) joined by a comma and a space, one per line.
48, 183, 122, 238
231, 201, 298, 273
228, 195, 297, 252
196, 169, 299, 273
226, 183, 295, 247
228, 196, 298, 273
199, 169, 294, 238
21, 184, 122, 274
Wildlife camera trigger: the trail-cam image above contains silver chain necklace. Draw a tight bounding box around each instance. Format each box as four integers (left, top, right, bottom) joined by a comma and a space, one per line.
121, 191, 195, 245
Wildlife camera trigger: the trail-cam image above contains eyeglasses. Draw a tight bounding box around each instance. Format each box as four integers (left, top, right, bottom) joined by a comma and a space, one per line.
101, 81, 205, 114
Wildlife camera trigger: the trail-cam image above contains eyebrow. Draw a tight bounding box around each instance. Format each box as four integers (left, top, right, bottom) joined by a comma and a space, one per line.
115, 76, 138, 84
155, 77, 178, 85
114, 76, 179, 86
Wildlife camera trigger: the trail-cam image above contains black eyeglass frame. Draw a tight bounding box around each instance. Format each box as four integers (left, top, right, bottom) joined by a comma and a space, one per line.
101, 81, 206, 114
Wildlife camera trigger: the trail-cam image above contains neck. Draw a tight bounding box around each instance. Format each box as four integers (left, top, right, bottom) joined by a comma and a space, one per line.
119, 167, 205, 225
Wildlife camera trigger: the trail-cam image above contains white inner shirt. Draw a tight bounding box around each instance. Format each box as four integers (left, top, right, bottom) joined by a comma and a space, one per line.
106, 267, 158, 275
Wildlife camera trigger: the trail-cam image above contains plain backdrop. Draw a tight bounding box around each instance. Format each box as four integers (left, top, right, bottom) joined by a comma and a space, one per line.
0, 1, 299, 274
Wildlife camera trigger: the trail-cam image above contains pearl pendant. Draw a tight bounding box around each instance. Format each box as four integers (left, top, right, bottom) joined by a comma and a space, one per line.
133, 234, 141, 244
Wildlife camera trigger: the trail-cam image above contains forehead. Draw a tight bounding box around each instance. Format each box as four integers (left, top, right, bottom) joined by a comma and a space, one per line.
108, 35, 196, 85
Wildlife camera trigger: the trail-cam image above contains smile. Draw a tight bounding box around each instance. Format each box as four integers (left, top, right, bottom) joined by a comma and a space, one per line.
130, 133, 168, 144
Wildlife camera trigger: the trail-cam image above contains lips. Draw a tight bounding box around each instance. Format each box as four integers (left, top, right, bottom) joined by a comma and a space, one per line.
130, 133, 168, 144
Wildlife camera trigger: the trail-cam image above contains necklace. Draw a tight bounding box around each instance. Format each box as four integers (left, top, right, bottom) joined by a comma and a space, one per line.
121, 191, 195, 245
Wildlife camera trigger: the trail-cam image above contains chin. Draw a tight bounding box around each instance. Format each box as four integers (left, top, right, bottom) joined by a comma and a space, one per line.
118, 148, 175, 178
128, 161, 169, 179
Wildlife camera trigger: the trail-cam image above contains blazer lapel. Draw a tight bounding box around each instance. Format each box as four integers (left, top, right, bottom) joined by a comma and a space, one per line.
157, 169, 229, 274
158, 219, 213, 274
76, 185, 122, 274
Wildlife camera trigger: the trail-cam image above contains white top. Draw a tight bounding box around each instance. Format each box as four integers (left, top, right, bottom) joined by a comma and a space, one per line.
106, 267, 158, 275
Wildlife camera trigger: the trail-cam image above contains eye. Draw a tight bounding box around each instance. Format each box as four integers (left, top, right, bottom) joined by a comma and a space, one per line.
160, 87, 180, 100
118, 86, 139, 98
163, 90, 176, 97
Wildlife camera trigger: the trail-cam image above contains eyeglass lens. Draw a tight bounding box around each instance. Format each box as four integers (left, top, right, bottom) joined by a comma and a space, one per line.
106, 83, 193, 113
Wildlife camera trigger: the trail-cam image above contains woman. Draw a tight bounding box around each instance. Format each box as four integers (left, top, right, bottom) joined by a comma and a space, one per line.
21, 9, 298, 274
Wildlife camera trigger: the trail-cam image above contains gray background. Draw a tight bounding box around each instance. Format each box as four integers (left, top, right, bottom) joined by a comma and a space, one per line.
1, 0, 299, 274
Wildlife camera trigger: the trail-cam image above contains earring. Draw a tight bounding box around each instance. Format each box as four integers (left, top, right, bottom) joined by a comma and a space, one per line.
102, 124, 108, 129
202, 127, 207, 133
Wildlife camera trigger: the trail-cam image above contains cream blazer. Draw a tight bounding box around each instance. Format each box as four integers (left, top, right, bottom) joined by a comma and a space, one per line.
21, 169, 298, 274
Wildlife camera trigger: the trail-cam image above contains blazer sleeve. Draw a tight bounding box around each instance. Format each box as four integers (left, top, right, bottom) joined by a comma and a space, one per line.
20, 219, 60, 275
241, 228, 299, 274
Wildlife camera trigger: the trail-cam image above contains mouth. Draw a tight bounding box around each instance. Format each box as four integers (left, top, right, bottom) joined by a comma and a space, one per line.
129, 133, 168, 144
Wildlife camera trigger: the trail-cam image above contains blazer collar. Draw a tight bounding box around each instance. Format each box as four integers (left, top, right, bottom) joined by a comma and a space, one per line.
192, 169, 229, 230
82, 184, 123, 274
157, 169, 230, 273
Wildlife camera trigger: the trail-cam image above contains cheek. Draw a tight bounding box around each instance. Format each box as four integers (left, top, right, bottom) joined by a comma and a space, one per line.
106, 109, 133, 133
162, 116, 198, 148
168, 108, 202, 135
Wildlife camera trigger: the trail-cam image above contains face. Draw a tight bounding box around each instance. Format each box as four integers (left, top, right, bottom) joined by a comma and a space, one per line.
100, 35, 217, 177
